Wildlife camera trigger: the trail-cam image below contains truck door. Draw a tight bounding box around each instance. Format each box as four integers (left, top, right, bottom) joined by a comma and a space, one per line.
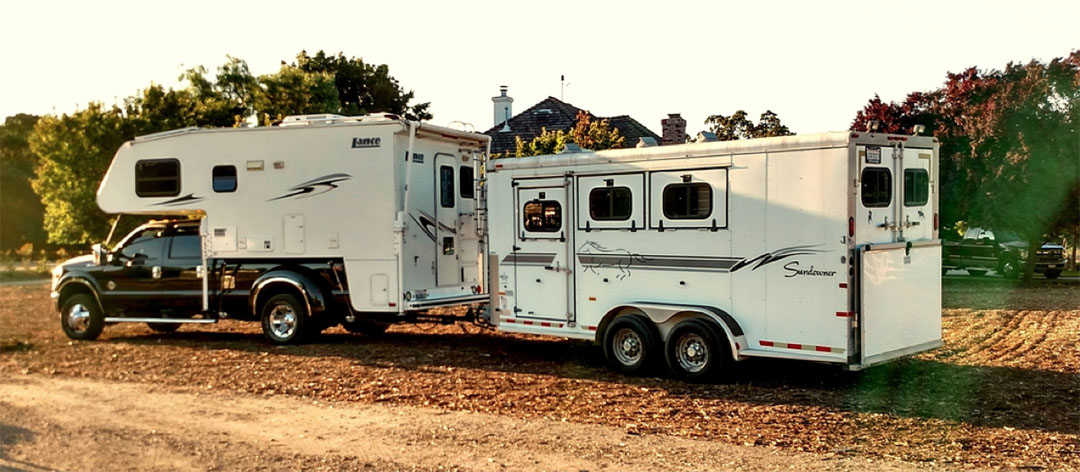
159, 230, 204, 315
435, 154, 460, 286
856, 144, 899, 244
512, 179, 571, 322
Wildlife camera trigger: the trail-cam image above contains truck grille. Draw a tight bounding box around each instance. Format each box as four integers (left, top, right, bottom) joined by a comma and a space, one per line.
1037, 249, 1063, 261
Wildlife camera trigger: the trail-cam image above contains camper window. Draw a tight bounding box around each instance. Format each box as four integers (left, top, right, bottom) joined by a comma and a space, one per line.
662, 183, 712, 220
523, 200, 562, 233
135, 159, 181, 197
589, 187, 632, 221
440, 166, 455, 208
459, 166, 475, 199
903, 168, 929, 206
213, 165, 237, 193
860, 167, 892, 208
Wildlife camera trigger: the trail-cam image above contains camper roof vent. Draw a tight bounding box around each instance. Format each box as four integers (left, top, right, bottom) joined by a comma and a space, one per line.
559, 143, 585, 154
696, 131, 719, 143
134, 127, 200, 141
636, 137, 658, 148
279, 114, 347, 126
358, 112, 401, 122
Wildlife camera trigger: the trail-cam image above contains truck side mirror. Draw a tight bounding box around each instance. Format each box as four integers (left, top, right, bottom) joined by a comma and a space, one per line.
124, 253, 148, 267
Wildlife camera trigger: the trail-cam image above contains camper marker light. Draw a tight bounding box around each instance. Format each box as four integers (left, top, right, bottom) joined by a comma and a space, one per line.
848, 217, 855, 238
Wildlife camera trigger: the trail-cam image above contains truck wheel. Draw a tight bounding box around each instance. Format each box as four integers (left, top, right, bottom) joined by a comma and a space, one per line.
665, 319, 728, 383
147, 322, 180, 333
603, 315, 658, 375
260, 293, 307, 344
60, 294, 104, 341
1044, 269, 1062, 280
998, 258, 1020, 279
342, 319, 390, 336
967, 269, 988, 277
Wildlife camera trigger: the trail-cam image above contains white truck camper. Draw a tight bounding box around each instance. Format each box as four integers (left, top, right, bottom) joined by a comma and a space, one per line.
484, 131, 943, 380
80, 114, 489, 343
56, 113, 943, 380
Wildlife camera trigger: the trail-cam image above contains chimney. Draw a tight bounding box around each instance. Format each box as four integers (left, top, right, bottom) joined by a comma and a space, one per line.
492, 85, 514, 131
661, 113, 686, 145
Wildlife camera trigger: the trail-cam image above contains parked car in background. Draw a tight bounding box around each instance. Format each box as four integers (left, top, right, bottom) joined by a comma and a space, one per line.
942, 228, 1066, 279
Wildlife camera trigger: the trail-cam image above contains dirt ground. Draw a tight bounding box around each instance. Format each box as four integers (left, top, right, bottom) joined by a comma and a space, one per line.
1, 279, 1077, 471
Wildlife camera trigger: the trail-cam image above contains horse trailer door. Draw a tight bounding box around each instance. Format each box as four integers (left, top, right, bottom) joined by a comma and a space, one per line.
511, 179, 571, 323
859, 241, 943, 366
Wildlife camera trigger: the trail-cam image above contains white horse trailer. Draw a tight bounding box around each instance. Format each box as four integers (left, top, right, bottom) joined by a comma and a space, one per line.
90, 114, 489, 342
485, 131, 942, 380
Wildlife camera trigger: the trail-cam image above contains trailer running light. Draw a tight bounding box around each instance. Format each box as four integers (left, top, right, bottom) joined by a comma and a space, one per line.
848, 217, 855, 238
933, 213, 939, 231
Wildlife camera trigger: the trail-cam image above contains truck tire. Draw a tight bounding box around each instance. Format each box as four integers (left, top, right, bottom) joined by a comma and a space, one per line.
147, 322, 180, 333
997, 257, 1020, 279
260, 293, 308, 344
60, 294, 105, 341
603, 315, 659, 375
665, 319, 728, 383
967, 269, 988, 277
1044, 269, 1062, 280
342, 319, 390, 336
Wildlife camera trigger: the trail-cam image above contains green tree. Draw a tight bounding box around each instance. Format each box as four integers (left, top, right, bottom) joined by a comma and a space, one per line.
254, 65, 340, 124
569, 111, 625, 151
291, 50, 433, 121
514, 127, 570, 156
704, 110, 794, 141
0, 113, 46, 251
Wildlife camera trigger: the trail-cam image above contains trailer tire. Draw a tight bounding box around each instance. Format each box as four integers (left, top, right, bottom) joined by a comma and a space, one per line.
665, 319, 728, 383
342, 320, 390, 336
967, 269, 988, 277
603, 315, 659, 375
60, 294, 105, 341
147, 322, 180, 333
260, 293, 308, 344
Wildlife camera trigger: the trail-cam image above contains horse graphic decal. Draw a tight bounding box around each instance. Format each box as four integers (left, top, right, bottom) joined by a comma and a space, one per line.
577, 241, 649, 280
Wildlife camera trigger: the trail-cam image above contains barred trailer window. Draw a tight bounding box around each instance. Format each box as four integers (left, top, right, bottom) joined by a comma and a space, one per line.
904, 168, 929, 206
860, 167, 892, 208
663, 183, 712, 219
523, 200, 562, 233
589, 187, 632, 221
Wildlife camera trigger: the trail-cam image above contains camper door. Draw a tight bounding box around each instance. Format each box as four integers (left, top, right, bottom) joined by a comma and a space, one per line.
511, 178, 571, 322
435, 154, 460, 286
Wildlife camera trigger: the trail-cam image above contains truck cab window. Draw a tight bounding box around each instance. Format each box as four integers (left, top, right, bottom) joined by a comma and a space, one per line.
589, 187, 632, 221
860, 167, 892, 208
440, 166, 455, 208
213, 165, 237, 193
663, 183, 712, 219
169, 234, 202, 259
135, 159, 181, 197
523, 200, 561, 232
903, 168, 929, 206
120, 234, 165, 261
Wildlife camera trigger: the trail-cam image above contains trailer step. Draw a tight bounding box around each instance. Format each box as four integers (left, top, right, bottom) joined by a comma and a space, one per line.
104, 317, 218, 324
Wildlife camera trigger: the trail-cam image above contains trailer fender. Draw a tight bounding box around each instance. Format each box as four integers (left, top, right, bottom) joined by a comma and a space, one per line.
250, 270, 329, 318
599, 303, 746, 361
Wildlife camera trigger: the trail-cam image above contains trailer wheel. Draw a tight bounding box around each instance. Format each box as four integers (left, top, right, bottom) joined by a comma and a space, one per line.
967, 269, 988, 277
665, 319, 728, 383
60, 294, 104, 341
603, 315, 658, 375
260, 293, 307, 344
342, 319, 390, 336
147, 322, 180, 333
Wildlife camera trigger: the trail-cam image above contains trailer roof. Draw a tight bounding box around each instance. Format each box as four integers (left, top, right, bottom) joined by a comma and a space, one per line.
489, 131, 937, 171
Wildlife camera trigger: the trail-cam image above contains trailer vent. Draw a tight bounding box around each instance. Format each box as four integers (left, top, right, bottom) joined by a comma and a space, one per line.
559, 143, 585, 154
636, 137, 658, 148
696, 131, 719, 143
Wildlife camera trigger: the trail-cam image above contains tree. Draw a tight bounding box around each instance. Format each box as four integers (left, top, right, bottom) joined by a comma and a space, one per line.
0, 113, 46, 251
704, 110, 795, 140
515, 127, 570, 156
255, 65, 339, 125
569, 111, 625, 151
291, 50, 433, 121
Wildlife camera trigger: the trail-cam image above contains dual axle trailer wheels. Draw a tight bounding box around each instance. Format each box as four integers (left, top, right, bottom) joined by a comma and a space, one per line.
603, 315, 730, 382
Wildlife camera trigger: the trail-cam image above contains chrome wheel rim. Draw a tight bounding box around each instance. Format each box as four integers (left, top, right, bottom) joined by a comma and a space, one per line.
268, 304, 297, 339
676, 333, 709, 373
612, 328, 644, 366
66, 303, 91, 333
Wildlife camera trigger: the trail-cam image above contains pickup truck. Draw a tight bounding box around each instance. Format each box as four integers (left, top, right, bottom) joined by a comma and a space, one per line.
942, 228, 1067, 279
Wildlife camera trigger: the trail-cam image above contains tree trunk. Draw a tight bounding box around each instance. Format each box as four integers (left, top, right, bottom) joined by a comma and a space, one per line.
1021, 238, 1041, 285
1071, 234, 1078, 272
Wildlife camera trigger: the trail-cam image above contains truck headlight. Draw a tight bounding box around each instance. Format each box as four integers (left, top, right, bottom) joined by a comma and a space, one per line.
1017, 249, 1029, 260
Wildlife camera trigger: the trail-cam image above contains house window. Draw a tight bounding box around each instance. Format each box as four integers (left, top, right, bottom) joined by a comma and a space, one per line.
860, 167, 892, 208
523, 200, 561, 232
135, 159, 180, 197
903, 168, 929, 206
440, 166, 455, 208
459, 166, 475, 199
663, 183, 712, 220
589, 187, 632, 221
212, 165, 237, 193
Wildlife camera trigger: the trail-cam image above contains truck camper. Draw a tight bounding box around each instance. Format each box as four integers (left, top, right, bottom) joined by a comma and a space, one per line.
52, 114, 489, 343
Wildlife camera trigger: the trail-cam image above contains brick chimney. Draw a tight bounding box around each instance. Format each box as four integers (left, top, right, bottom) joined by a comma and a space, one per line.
661, 113, 686, 145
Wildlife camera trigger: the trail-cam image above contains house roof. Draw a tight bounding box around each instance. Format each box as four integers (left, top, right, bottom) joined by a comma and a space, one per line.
482, 96, 660, 156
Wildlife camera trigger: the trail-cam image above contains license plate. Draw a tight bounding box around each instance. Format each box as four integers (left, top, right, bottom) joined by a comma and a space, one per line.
1048, 264, 1056, 268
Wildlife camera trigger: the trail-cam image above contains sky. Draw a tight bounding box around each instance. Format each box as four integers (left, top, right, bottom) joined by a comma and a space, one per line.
2, 1, 1077, 137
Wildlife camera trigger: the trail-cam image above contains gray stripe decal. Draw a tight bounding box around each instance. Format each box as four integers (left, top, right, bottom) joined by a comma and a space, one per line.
502, 253, 556, 265
577, 254, 741, 271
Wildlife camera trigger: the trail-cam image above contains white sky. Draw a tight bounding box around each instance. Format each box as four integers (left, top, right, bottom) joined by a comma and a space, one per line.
2, 1, 1077, 136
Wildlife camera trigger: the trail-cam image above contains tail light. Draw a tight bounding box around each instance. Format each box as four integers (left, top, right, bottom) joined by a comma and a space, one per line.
848, 216, 855, 238
933, 213, 939, 231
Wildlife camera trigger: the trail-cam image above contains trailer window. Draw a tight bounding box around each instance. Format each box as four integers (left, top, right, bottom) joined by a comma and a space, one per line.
440, 166, 455, 208
589, 187, 632, 221
523, 200, 562, 232
135, 159, 181, 197
860, 167, 892, 208
212, 165, 237, 193
663, 183, 712, 219
459, 166, 474, 199
903, 168, 929, 206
